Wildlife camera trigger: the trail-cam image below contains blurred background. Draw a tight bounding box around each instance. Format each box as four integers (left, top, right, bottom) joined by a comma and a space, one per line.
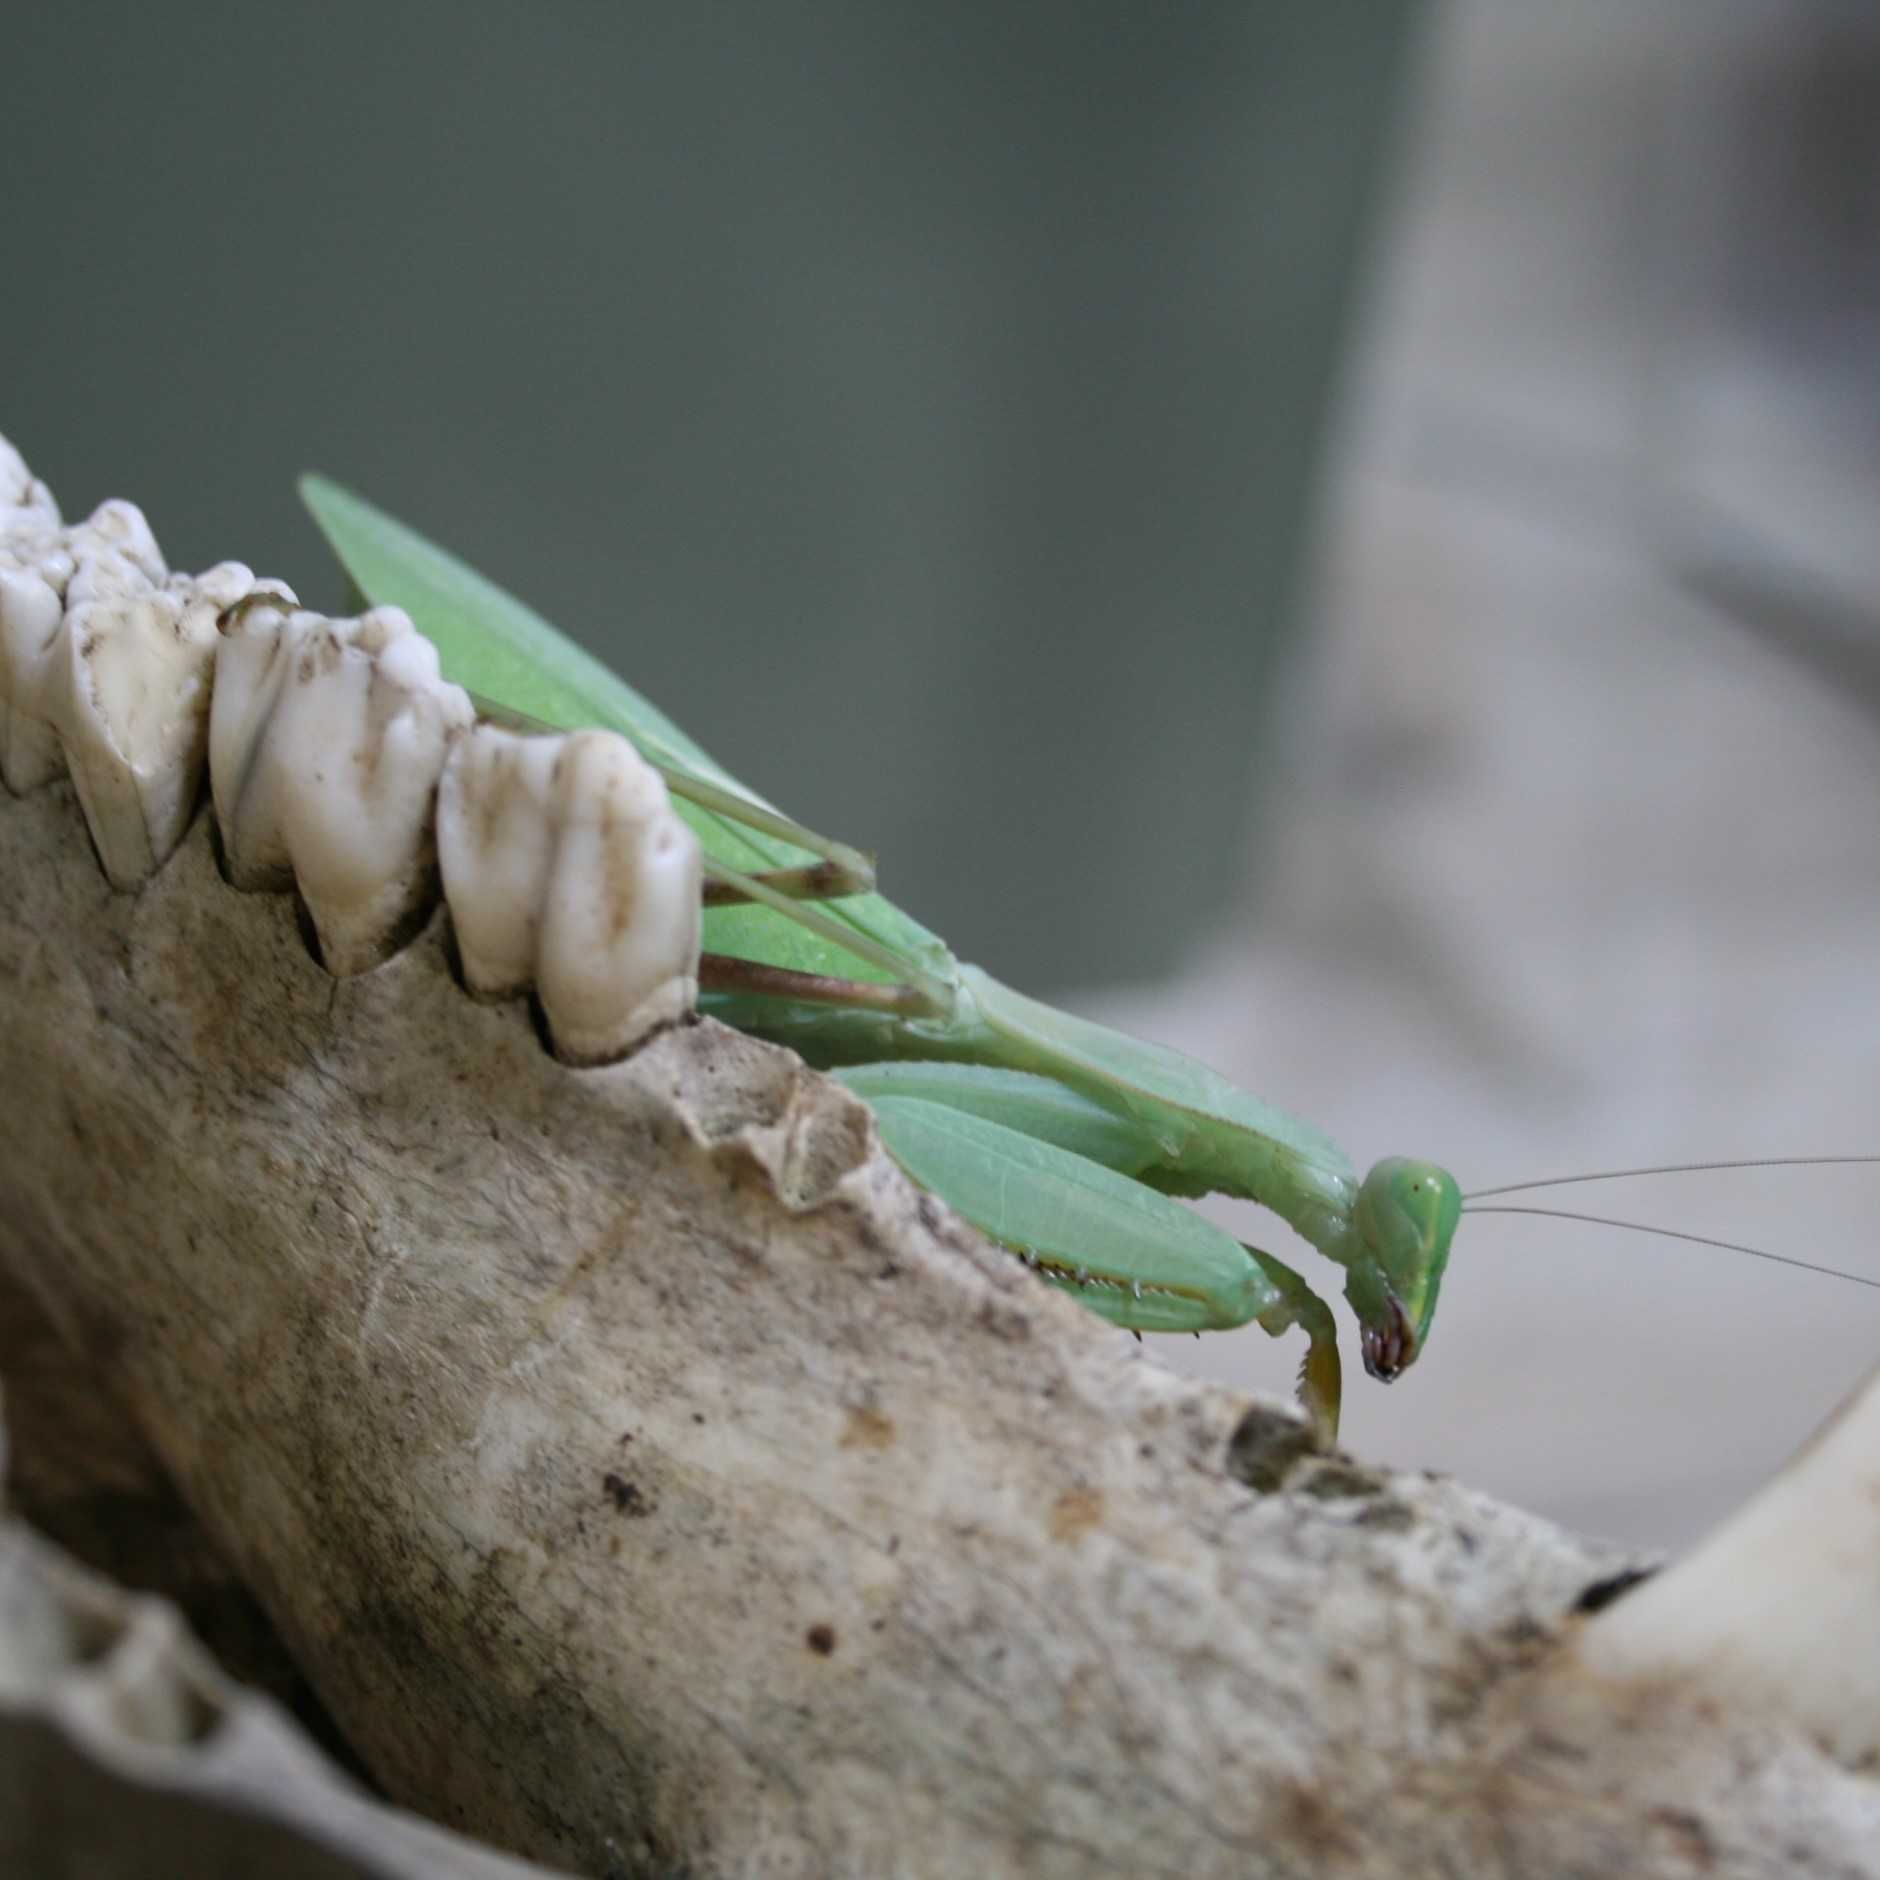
6, 1, 1879, 1549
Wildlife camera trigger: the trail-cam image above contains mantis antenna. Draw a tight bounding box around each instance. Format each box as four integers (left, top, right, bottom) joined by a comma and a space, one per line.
1466, 1155, 1880, 1200
1462, 1203, 1880, 1291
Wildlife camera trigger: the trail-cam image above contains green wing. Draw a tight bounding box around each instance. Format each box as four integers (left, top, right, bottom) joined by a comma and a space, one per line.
864, 1097, 1279, 1333
298, 474, 950, 986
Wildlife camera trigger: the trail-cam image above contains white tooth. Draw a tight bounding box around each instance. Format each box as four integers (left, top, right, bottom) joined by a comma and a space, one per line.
1, 494, 182, 798
211, 602, 473, 975
0, 432, 32, 503
0, 432, 60, 545
438, 724, 702, 1064
0, 560, 67, 793
63, 499, 167, 606
44, 562, 290, 888
0, 440, 67, 790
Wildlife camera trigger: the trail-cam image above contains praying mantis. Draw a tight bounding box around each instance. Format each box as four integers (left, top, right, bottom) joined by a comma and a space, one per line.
296, 476, 1878, 1448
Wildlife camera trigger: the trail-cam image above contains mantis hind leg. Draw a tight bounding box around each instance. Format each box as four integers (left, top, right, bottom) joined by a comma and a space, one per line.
700, 860, 872, 907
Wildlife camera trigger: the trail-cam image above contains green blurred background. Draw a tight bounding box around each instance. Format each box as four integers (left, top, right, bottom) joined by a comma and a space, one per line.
1, 1, 1418, 989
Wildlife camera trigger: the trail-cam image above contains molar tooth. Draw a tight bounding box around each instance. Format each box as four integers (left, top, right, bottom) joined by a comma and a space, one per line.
211, 602, 472, 975
0, 561, 66, 792
1, 495, 175, 798
438, 724, 702, 1064
47, 562, 290, 887
0, 432, 32, 503
0, 432, 59, 545
0, 440, 66, 788
63, 500, 167, 605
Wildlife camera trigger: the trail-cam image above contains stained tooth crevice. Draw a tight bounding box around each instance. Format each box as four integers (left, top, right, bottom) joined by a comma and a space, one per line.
210, 600, 473, 975
439, 724, 702, 1065
51, 562, 290, 888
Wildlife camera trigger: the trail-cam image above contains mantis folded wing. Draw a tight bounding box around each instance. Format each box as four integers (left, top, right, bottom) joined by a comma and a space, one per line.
300, 475, 1464, 1442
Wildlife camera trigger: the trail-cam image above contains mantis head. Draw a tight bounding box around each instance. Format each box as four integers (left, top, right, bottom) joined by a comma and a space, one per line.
1345, 1158, 1462, 1381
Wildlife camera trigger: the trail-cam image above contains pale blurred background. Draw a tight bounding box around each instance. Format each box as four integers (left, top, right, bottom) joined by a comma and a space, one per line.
6, 2, 1879, 1551
1102, 1, 1880, 1548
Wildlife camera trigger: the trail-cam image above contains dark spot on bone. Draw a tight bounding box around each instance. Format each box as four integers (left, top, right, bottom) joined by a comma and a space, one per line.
840, 1406, 896, 1450
1351, 1496, 1415, 1532
1270, 1777, 1360, 1863
1224, 1404, 1319, 1493
805, 1623, 837, 1656
1573, 1565, 1657, 1614
1300, 1461, 1385, 1501
1647, 1807, 1715, 1869
1049, 1487, 1104, 1543
975, 1295, 1032, 1341
602, 1473, 651, 1516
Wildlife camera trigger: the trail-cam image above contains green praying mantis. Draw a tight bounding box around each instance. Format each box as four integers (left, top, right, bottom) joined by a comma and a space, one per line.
296, 476, 1880, 1448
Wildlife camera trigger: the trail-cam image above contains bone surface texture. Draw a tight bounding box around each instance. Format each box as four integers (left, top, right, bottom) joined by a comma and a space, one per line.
0, 433, 1875, 1878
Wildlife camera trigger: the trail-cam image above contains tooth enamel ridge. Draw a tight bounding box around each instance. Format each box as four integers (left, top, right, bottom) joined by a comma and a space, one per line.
211, 599, 473, 976
0, 433, 59, 544
438, 723, 702, 1065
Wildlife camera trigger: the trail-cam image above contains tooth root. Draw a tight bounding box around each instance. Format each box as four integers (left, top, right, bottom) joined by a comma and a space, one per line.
211, 603, 473, 976
48, 562, 290, 888
439, 725, 702, 1065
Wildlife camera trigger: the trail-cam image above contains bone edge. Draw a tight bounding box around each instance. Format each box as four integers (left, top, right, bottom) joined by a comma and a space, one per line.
1573, 1362, 1880, 1766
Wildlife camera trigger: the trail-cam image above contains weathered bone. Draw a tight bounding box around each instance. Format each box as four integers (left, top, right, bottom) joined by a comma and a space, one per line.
210, 599, 472, 974
1, 433, 1877, 1876
0, 1393, 567, 1877
438, 723, 702, 1063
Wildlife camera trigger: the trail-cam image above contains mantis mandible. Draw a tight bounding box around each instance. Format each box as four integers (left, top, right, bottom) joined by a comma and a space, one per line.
297, 476, 1878, 1447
